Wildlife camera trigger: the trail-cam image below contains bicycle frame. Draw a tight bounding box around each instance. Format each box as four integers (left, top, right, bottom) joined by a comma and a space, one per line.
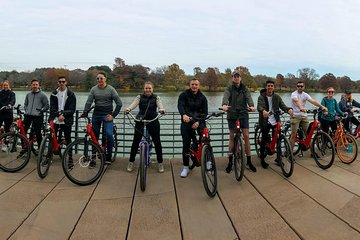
13, 105, 37, 146
139, 128, 151, 167
265, 121, 281, 155
295, 112, 319, 149
47, 120, 65, 154
189, 127, 209, 164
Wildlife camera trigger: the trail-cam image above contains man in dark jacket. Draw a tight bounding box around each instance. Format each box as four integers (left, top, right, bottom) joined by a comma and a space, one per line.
178, 78, 208, 177
49, 76, 76, 168
222, 70, 256, 173
257, 80, 293, 168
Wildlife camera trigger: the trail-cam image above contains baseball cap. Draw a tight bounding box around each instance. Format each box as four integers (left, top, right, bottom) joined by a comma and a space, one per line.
232, 70, 241, 76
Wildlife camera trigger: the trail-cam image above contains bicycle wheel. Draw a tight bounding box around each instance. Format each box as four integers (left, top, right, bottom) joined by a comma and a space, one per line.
0, 132, 31, 172
112, 126, 118, 162
62, 139, 105, 186
311, 131, 335, 169
37, 134, 53, 178
233, 135, 245, 182
139, 143, 147, 191
336, 133, 358, 164
254, 125, 262, 158
201, 144, 217, 197
277, 134, 294, 178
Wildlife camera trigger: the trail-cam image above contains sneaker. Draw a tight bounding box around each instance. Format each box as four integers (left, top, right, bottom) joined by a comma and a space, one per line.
89, 160, 96, 169
105, 155, 112, 165
260, 159, 269, 169
158, 163, 164, 173
180, 166, 190, 178
127, 162, 134, 172
206, 160, 212, 171
246, 161, 257, 172
225, 162, 232, 173
1, 144, 7, 152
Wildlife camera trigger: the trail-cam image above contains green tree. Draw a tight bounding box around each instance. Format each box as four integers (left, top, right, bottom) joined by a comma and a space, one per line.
164, 64, 187, 91
202, 67, 218, 91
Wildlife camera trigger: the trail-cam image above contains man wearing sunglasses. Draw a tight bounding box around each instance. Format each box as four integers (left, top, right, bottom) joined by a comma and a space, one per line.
49, 76, 76, 169
83, 71, 122, 166
289, 81, 327, 150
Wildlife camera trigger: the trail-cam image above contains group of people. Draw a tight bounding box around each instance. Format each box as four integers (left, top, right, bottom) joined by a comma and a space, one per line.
1, 70, 359, 177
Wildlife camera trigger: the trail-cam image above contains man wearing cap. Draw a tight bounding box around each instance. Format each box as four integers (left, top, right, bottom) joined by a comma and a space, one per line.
339, 89, 360, 138
222, 69, 257, 173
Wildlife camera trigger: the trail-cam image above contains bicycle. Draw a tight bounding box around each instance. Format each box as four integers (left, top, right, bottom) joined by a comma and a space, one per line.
0, 104, 39, 172
254, 111, 294, 177
284, 109, 335, 169
61, 106, 119, 186
125, 111, 164, 192
37, 119, 68, 178
327, 113, 358, 164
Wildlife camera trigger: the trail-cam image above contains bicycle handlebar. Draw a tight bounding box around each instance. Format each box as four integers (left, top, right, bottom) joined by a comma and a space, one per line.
0, 105, 12, 111
125, 111, 164, 123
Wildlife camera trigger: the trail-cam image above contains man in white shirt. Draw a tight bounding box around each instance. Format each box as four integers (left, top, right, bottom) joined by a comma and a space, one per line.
290, 81, 327, 150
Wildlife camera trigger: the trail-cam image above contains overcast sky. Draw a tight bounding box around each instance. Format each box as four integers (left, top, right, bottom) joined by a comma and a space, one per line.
1, 0, 360, 79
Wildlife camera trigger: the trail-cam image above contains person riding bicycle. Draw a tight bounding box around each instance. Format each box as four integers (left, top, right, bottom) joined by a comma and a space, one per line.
125, 81, 165, 173
178, 78, 208, 178
319, 87, 344, 135
257, 80, 293, 168
289, 81, 327, 151
49, 76, 76, 169
222, 69, 256, 173
23, 79, 49, 149
83, 71, 122, 166
0, 80, 16, 133
338, 89, 360, 138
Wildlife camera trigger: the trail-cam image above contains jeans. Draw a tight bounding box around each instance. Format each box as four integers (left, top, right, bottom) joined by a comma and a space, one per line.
92, 115, 114, 159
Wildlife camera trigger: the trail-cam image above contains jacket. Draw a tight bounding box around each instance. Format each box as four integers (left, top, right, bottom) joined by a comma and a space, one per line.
178, 89, 208, 124
222, 83, 254, 120
320, 97, 343, 121
49, 88, 76, 126
338, 96, 360, 118
257, 89, 291, 128
24, 90, 49, 116
0, 89, 15, 116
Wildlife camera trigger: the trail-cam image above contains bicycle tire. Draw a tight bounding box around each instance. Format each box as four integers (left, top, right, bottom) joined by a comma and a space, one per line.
201, 144, 217, 197
37, 134, 53, 178
254, 125, 262, 158
62, 138, 105, 186
139, 143, 147, 191
336, 133, 358, 164
311, 131, 335, 169
277, 134, 294, 178
233, 135, 245, 182
0, 132, 31, 172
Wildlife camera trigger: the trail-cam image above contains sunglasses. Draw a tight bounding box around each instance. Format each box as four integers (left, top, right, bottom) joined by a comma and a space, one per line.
297, 85, 304, 88
97, 77, 105, 80
328, 91, 335, 93
58, 81, 66, 83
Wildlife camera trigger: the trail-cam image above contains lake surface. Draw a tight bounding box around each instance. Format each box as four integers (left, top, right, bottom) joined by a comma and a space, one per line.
13, 90, 360, 112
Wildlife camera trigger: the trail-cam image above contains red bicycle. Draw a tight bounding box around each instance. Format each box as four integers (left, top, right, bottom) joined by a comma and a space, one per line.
0, 104, 39, 172
37, 119, 68, 178
61, 106, 118, 186
254, 111, 294, 177
188, 112, 224, 197
284, 109, 335, 169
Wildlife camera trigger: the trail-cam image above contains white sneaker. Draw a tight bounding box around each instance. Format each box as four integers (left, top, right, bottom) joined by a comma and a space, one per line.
180, 166, 190, 178
206, 160, 212, 171
158, 163, 164, 173
1, 144, 7, 152
127, 162, 134, 172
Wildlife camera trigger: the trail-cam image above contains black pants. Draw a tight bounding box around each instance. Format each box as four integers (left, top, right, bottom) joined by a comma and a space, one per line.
259, 123, 276, 160
129, 120, 163, 163
0, 114, 13, 133
23, 115, 43, 146
180, 122, 205, 166
54, 124, 72, 146
319, 118, 337, 135
343, 116, 360, 132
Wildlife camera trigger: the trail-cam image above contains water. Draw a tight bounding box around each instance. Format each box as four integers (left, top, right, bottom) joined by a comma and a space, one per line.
13, 90, 360, 112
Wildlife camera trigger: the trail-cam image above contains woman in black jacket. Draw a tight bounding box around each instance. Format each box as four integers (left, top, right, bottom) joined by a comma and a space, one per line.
0, 80, 16, 133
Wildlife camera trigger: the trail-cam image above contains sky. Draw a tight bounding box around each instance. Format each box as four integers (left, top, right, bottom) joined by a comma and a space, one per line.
1, 0, 360, 79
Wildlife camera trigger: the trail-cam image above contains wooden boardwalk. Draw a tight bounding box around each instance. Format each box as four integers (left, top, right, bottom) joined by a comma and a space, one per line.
1, 152, 360, 240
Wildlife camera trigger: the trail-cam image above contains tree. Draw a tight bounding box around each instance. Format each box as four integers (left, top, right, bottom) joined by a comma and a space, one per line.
318, 73, 338, 90
163, 64, 187, 91
202, 67, 218, 91
337, 76, 353, 92
275, 73, 284, 91
113, 57, 125, 69
297, 68, 319, 88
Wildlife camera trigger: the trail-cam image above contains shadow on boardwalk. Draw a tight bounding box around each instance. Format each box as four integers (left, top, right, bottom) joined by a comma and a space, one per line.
1, 153, 360, 240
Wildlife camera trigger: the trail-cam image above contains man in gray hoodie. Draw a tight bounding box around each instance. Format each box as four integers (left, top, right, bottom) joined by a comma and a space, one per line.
24, 79, 49, 147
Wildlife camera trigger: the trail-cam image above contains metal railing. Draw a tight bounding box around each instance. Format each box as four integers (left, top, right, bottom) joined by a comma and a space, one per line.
70, 111, 270, 158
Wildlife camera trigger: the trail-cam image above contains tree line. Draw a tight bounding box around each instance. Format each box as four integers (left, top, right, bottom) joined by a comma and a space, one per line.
1, 57, 359, 92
